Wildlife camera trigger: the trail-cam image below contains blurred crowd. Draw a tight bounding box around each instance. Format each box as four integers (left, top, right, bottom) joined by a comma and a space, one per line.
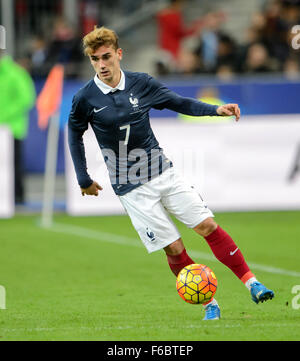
15, 0, 86, 78
12, 0, 300, 79
27, 17, 84, 79
155, 0, 300, 79
14, 0, 150, 79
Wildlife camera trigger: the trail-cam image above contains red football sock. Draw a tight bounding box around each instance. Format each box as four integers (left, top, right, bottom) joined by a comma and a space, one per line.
166, 248, 195, 276
204, 226, 252, 281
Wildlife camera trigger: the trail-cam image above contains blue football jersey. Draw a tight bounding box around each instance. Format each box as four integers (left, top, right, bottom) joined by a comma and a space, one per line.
68, 71, 219, 195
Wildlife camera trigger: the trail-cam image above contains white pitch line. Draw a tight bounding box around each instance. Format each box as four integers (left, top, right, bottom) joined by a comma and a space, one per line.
46, 222, 300, 278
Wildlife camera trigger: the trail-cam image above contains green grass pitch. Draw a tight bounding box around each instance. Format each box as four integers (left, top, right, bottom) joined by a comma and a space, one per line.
0, 211, 300, 341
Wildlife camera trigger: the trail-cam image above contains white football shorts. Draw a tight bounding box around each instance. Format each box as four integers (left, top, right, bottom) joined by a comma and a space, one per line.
118, 167, 214, 253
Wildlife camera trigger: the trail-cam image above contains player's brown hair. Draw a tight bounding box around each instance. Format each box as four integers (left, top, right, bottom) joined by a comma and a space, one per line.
83, 26, 119, 55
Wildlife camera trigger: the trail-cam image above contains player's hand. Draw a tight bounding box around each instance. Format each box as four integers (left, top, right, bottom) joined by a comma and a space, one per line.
216, 104, 240, 121
81, 181, 103, 196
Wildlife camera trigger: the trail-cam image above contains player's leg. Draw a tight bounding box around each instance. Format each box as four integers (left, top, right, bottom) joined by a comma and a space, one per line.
193, 217, 274, 303
160, 169, 221, 319
163, 237, 220, 320
119, 177, 218, 319
163, 237, 195, 276
160, 168, 274, 305
193, 217, 251, 280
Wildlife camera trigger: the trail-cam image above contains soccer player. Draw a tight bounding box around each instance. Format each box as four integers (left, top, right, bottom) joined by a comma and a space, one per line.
68, 26, 274, 320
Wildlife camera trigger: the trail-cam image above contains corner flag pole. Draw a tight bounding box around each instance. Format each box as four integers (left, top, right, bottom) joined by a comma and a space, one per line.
36, 64, 64, 227
41, 111, 60, 227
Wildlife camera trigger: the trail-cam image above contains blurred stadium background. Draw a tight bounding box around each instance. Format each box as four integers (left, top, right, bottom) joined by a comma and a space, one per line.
0, 0, 300, 215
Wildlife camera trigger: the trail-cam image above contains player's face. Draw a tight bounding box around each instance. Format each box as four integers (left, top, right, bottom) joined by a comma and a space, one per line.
89, 45, 123, 88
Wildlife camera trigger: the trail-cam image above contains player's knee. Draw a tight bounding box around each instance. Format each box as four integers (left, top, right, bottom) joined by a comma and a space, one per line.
164, 238, 184, 256
193, 217, 217, 237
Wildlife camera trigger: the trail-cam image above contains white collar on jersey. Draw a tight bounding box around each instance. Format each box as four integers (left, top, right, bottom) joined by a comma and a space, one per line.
93, 70, 125, 94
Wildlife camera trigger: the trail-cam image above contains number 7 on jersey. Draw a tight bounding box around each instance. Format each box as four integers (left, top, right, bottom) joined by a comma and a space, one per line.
120, 124, 130, 145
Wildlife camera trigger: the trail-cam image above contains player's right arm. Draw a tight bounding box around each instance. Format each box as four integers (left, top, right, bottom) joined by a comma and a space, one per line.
80, 181, 102, 196
68, 94, 102, 196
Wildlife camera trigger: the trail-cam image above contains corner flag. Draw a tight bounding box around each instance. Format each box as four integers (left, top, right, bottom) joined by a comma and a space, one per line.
36, 64, 64, 129
37, 64, 64, 228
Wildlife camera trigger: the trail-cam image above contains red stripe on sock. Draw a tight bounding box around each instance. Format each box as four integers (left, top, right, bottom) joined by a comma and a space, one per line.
240, 271, 255, 284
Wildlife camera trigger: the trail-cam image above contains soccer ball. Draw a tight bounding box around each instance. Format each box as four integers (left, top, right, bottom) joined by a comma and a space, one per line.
176, 264, 217, 304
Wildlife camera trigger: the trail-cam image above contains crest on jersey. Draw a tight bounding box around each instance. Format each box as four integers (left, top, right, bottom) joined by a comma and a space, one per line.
129, 93, 139, 108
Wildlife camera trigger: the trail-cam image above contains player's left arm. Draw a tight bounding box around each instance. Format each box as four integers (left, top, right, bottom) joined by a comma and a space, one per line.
160, 93, 241, 121
147, 76, 240, 121
216, 103, 240, 121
